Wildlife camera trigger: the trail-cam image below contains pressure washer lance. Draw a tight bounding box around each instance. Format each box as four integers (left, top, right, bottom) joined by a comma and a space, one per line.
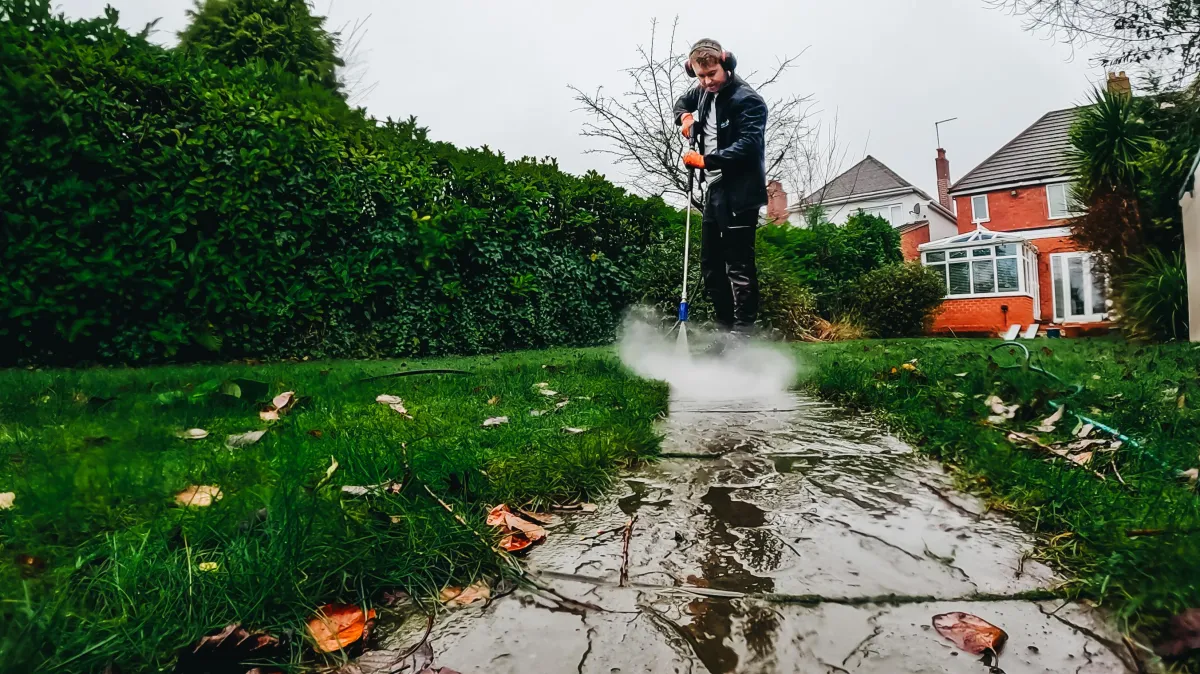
675, 137, 699, 357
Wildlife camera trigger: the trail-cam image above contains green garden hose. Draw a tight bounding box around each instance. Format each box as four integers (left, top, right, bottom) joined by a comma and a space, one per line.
991, 341, 1140, 448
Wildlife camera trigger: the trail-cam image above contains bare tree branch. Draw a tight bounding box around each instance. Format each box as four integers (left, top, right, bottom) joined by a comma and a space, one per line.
570, 17, 839, 212
986, 0, 1200, 85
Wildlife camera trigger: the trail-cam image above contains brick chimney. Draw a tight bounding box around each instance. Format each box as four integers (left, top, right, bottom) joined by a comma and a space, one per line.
935, 148, 952, 211
1107, 71, 1132, 98
766, 180, 788, 224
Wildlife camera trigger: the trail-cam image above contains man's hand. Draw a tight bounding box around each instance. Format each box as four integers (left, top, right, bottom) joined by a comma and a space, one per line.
680, 113, 695, 139
683, 151, 705, 169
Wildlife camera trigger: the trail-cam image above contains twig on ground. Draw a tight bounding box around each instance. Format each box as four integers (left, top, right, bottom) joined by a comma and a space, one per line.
620, 515, 637, 587
761, 588, 1063, 606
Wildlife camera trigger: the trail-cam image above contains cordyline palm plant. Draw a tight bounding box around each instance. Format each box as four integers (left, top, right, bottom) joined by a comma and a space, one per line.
1067, 87, 1153, 267
1067, 85, 1196, 341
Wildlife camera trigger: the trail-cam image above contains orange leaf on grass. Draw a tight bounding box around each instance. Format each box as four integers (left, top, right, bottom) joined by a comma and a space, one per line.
307, 604, 376, 653
486, 504, 546, 553
175, 485, 222, 507
932, 612, 1007, 656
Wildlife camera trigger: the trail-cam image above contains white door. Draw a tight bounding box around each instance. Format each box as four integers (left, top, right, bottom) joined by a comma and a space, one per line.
1050, 253, 1107, 322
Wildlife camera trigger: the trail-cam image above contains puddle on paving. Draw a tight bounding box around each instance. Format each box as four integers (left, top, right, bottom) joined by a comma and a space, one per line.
411, 392, 1138, 674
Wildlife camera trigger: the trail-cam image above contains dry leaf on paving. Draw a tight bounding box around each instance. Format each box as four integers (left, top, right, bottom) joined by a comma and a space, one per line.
226, 430, 267, 449
440, 581, 491, 607
486, 503, 547, 552
519, 510, 559, 526
177, 428, 209, 440
307, 604, 376, 653
580, 503, 598, 512
932, 612, 1007, 656
482, 416, 509, 428
175, 485, 222, 507
1157, 608, 1200, 657
0, 492, 14, 510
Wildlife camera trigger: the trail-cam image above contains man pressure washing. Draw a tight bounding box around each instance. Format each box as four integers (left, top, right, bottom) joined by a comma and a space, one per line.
675, 38, 768, 352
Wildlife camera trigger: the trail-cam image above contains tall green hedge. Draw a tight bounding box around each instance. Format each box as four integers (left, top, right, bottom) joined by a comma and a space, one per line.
0, 1, 677, 365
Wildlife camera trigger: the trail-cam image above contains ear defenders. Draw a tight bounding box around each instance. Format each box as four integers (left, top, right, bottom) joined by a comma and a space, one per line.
685, 50, 737, 78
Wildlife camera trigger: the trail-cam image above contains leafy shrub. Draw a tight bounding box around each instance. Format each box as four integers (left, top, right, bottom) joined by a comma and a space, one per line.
1118, 248, 1190, 341
852, 263, 946, 338
0, 2, 673, 365
757, 212, 902, 314
178, 0, 345, 95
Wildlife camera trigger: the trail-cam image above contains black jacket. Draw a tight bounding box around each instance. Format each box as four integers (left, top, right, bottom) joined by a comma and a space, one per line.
674, 75, 768, 217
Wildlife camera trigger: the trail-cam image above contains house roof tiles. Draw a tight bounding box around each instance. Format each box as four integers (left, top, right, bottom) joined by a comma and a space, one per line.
949, 108, 1078, 195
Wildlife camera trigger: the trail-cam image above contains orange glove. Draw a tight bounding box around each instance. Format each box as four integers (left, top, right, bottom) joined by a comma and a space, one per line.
680, 113, 695, 139
683, 151, 705, 169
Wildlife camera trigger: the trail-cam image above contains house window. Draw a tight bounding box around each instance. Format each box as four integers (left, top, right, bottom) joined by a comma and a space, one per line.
1050, 252, 1107, 322
860, 204, 904, 226
923, 243, 1024, 297
1046, 183, 1079, 219
971, 194, 989, 223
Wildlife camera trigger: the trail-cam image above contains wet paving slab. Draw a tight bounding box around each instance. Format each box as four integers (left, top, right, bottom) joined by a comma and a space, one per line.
412, 392, 1140, 673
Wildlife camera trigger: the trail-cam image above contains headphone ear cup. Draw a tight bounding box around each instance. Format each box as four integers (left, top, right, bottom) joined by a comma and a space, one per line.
723, 52, 737, 72
685, 61, 696, 78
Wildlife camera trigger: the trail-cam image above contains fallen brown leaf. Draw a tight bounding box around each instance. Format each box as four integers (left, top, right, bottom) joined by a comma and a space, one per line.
440, 581, 490, 607
1034, 406, 1065, 433
376, 394, 403, 405
307, 603, 376, 653
177, 428, 210, 440
1157, 608, 1200, 657
0, 492, 14, 510
482, 416, 509, 428
308, 429, 324, 439
1068, 451, 1094, 466
175, 485, 222, 507
191, 623, 280, 654
518, 509, 560, 526
932, 612, 1007, 656
487, 396, 500, 406
226, 430, 267, 449
486, 503, 546, 552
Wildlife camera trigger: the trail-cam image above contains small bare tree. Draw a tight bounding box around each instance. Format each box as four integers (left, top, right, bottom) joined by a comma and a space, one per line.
987, 0, 1200, 85
570, 18, 838, 209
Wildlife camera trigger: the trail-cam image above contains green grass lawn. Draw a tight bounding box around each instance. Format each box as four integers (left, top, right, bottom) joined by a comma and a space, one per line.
0, 349, 667, 673
796, 338, 1200, 660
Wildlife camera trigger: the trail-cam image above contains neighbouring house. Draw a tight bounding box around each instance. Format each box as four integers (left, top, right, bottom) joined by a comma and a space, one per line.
914, 74, 1131, 337
787, 155, 959, 257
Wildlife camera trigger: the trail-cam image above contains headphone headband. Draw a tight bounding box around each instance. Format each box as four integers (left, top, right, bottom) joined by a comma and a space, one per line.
684, 41, 737, 79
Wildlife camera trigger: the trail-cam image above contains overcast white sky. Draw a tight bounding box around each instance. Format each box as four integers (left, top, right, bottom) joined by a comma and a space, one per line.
56, 0, 1105, 200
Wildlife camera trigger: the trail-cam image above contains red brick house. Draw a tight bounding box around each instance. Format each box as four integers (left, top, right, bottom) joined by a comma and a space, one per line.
912, 106, 1112, 336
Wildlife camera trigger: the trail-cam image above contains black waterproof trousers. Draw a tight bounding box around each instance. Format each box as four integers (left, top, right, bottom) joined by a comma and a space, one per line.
700, 182, 759, 333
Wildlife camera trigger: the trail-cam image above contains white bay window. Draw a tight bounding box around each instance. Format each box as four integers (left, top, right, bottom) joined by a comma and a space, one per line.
920, 230, 1039, 312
